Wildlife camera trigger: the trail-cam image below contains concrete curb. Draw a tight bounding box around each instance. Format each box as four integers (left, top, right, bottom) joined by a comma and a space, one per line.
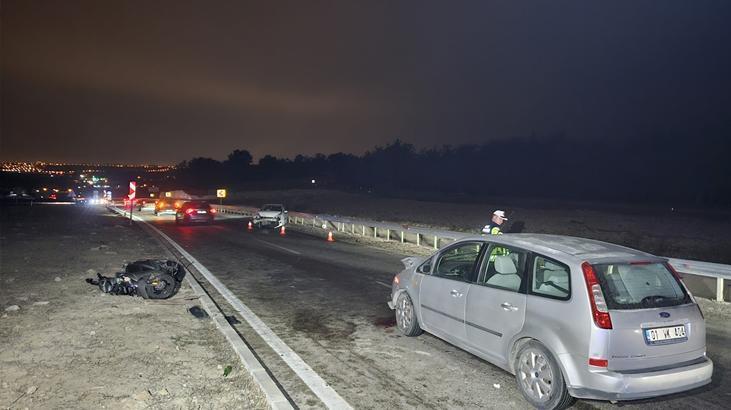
109, 206, 293, 409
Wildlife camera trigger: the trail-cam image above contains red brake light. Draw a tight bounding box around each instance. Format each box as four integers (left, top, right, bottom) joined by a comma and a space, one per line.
185, 208, 195, 215
209, 208, 217, 214
588, 358, 608, 367
581, 262, 613, 329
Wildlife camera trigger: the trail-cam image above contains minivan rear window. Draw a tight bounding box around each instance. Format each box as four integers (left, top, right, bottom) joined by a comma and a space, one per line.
592, 263, 691, 310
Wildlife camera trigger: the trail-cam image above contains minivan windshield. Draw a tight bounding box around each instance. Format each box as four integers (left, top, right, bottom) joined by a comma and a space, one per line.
593, 262, 691, 309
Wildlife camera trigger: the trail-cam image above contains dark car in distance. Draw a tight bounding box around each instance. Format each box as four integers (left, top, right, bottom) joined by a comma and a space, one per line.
175, 201, 215, 225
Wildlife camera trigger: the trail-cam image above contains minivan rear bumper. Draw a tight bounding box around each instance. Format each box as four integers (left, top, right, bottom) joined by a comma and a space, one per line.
564, 355, 713, 401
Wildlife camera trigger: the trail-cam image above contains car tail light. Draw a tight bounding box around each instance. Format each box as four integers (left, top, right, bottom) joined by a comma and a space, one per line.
582, 262, 612, 329
588, 358, 608, 367
393, 276, 400, 285
209, 208, 216, 214
665, 262, 703, 317
185, 208, 195, 215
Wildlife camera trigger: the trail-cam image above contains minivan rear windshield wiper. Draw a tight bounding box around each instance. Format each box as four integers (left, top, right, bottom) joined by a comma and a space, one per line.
640, 295, 682, 308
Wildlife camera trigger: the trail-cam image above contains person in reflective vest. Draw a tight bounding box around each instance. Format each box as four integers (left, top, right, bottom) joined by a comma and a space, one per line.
482, 210, 508, 235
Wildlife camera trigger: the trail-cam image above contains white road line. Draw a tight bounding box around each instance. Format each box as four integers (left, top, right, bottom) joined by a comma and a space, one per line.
251, 237, 302, 255
120, 209, 352, 409
375, 281, 392, 288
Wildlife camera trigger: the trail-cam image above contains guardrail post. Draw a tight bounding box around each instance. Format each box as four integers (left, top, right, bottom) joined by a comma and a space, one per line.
434, 235, 439, 249
386, 229, 390, 241
718, 278, 725, 302
351, 224, 355, 234
400, 231, 404, 243
416, 233, 420, 247
374, 226, 378, 239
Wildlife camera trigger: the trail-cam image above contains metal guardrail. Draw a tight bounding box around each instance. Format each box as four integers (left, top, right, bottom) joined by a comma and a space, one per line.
213, 204, 731, 302
667, 258, 731, 302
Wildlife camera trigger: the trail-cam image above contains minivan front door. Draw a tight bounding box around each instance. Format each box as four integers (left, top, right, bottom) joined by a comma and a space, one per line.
420, 276, 470, 343
419, 241, 484, 344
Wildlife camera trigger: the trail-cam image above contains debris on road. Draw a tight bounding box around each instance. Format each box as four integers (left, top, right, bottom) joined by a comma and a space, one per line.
188, 306, 209, 319
4, 305, 20, 312
86, 259, 186, 299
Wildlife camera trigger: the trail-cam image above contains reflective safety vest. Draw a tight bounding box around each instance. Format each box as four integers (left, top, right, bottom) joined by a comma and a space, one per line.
482, 223, 502, 235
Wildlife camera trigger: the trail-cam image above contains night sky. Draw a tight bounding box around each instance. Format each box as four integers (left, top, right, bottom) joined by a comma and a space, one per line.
3, 1, 730, 164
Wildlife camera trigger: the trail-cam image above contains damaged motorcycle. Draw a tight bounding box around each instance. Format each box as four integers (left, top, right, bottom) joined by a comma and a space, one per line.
86, 259, 186, 299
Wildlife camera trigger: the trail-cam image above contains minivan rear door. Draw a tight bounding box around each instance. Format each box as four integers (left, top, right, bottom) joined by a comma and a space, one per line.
464, 244, 528, 365
593, 262, 705, 371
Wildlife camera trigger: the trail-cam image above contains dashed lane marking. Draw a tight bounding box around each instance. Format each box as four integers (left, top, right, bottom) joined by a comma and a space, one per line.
250, 237, 302, 255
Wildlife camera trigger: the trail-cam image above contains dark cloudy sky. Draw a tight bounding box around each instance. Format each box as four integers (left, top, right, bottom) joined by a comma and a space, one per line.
2, 1, 730, 163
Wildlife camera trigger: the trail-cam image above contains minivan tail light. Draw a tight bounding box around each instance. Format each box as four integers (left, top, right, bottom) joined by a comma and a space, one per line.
588, 358, 608, 367
581, 262, 613, 329
185, 208, 195, 215
665, 263, 703, 317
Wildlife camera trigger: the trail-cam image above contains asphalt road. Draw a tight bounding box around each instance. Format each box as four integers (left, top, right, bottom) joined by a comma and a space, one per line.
119, 207, 731, 410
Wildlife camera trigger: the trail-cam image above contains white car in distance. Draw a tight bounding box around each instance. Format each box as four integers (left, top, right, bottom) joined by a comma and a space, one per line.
254, 204, 288, 228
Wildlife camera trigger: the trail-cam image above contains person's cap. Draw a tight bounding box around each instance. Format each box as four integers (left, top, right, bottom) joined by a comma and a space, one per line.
493, 210, 508, 220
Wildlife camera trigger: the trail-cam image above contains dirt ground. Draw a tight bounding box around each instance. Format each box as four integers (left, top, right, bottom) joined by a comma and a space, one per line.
0, 204, 267, 409
229, 189, 731, 264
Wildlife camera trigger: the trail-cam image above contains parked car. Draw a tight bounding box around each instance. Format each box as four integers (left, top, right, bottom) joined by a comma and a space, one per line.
253, 204, 287, 228
389, 234, 712, 409
175, 201, 215, 225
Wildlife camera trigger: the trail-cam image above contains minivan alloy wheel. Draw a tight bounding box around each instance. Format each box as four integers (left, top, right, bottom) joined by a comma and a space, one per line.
394, 292, 422, 336
517, 348, 554, 403
396, 294, 413, 331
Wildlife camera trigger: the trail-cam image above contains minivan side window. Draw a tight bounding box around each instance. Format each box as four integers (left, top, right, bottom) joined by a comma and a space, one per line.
417, 258, 432, 274
531, 255, 571, 300
477, 245, 527, 292
433, 242, 483, 281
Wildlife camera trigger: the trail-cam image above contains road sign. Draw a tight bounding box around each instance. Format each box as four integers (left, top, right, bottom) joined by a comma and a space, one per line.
165, 191, 172, 198
217, 189, 227, 198
128, 181, 137, 200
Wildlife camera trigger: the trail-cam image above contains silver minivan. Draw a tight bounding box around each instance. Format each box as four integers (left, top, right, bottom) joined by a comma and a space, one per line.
388, 234, 712, 409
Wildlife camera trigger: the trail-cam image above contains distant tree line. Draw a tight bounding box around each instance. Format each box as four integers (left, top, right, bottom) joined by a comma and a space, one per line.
175, 136, 731, 207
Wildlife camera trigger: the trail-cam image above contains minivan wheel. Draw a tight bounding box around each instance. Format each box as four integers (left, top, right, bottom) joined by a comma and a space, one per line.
515, 341, 574, 410
395, 292, 422, 336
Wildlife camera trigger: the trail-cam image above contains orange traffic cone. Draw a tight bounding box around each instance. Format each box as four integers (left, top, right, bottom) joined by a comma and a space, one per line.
247, 221, 253, 231
280, 225, 286, 236
327, 231, 335, 242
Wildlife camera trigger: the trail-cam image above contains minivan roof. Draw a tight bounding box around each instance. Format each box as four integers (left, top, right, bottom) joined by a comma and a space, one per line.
463, 233, 663, 264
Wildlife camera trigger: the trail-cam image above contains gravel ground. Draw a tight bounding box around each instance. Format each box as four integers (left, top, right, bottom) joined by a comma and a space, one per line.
0, 204, 268, 409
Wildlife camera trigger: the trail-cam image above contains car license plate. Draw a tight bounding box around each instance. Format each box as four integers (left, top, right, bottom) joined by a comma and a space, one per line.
197, 210, 207, 214
644, 325, 687, 345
